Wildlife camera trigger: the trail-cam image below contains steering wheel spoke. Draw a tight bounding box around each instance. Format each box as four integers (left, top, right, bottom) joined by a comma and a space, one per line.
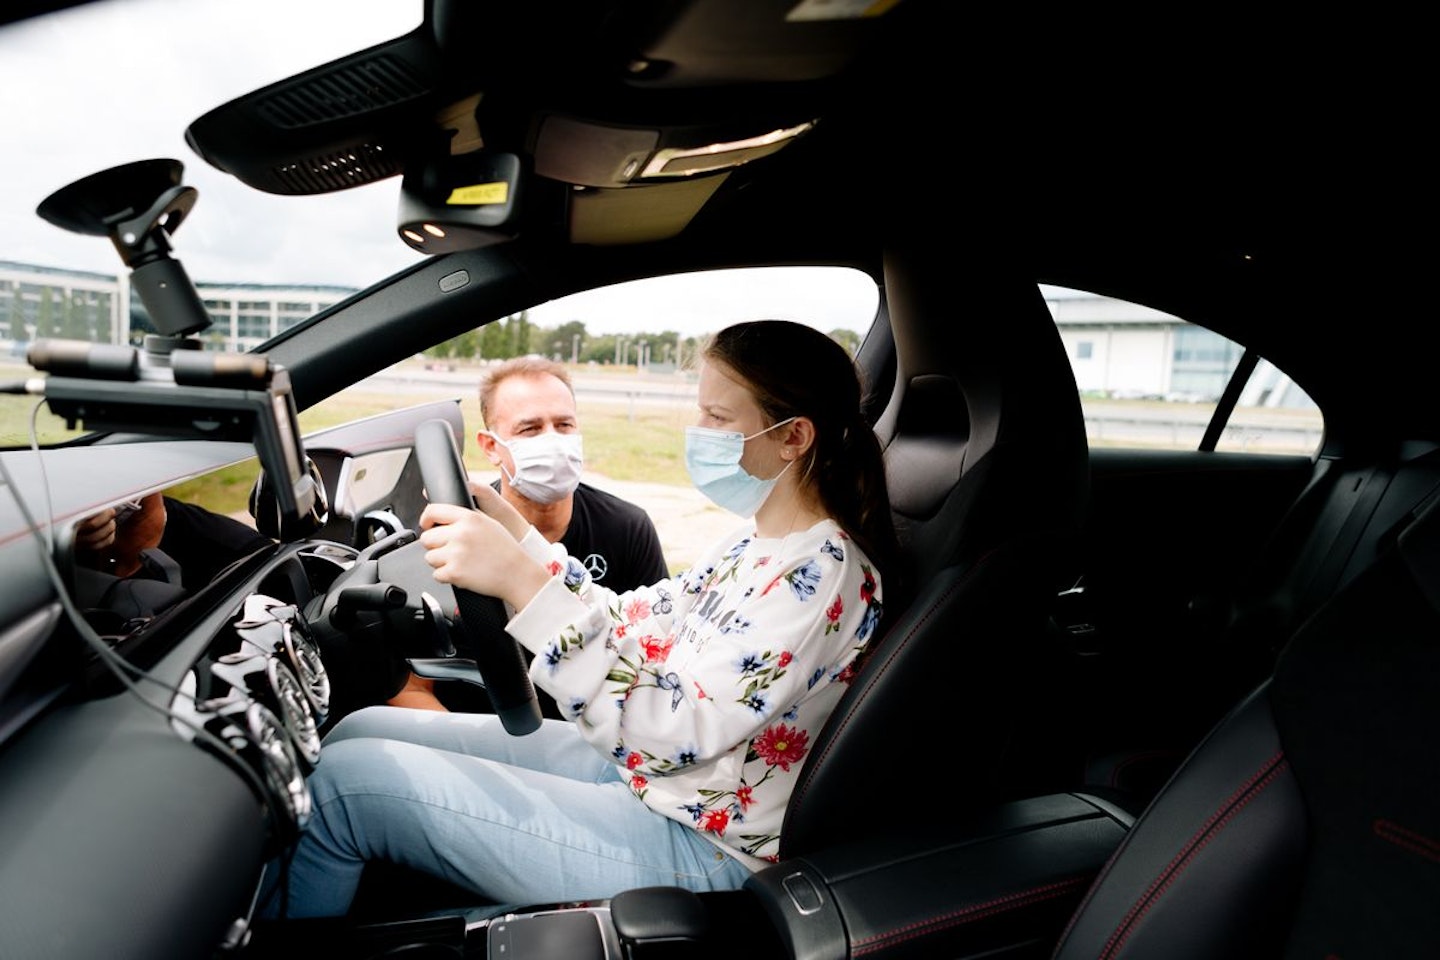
413, 418, 543, 735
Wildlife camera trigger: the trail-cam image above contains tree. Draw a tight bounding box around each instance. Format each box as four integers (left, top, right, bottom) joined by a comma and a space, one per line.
581, 333, 618, 365
7, 286, 26, 343
61, 290, 90, 340
551, 319, 587, 362
510, 310, 531, 356
451, 329, 478, 360
828, 327, 861, 356
481, 319, 507, 359
35, 287, 55, 339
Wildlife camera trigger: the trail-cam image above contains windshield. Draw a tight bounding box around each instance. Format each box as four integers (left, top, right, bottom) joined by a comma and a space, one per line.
0, 0, 426, 447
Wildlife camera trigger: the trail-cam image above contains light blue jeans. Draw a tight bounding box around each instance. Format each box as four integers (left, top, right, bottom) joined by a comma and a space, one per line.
262, 706, 755, 918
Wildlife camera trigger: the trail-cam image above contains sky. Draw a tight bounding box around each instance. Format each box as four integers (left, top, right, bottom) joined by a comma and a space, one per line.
0, 0, 877, 338
1, 0, 429, 286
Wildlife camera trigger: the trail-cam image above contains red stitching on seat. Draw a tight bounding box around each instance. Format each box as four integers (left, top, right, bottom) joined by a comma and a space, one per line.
851, 874, 1090, 955
1097, 752, 1289, 960
1374, 818, 1440, 863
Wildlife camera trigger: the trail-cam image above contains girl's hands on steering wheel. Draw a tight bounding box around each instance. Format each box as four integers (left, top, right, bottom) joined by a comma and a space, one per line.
418, 501, 550, 611
465, 480, 531, 541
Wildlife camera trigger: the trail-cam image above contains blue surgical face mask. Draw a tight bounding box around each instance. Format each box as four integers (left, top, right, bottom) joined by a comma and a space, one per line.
684, 417, 796, 518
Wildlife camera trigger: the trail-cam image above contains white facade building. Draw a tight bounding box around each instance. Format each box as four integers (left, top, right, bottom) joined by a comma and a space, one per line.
1, 261, 1309, 410
0, 260, 354, 356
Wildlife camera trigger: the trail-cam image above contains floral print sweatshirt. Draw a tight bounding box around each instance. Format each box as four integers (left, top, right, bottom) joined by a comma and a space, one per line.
505, 517, 884, 865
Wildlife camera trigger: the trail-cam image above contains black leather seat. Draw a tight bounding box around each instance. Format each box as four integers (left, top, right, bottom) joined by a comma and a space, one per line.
874, 244, 1090, 604
1085, 446, 1440, 808
781, 246, 1092, 857
1052, 493, 1440, 959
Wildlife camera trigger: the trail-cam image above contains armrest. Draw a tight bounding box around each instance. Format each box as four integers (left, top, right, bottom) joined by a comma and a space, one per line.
745, 793, 1131, 960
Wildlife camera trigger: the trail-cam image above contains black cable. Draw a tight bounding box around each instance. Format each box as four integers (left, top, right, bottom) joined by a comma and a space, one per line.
0, 395, 283, 830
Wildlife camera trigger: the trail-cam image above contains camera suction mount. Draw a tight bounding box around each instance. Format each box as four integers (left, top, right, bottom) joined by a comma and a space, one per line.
27, 160, 327, 542
36, 158, 211, 340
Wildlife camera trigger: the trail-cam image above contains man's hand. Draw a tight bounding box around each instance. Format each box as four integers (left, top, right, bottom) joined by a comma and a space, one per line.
73, 493, 166, 576
73, 508, 119, 554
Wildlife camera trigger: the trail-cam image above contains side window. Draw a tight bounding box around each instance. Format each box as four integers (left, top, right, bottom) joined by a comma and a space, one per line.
304, 265, 881, 446
303, 266, 880, 574
1045, 284, 1322, 455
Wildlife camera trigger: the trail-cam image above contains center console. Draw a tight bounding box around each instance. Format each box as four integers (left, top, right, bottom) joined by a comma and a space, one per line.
246, 791, 1132, 959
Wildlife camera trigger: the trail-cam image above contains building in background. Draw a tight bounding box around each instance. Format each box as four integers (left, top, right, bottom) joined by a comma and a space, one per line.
1044, 284, 1311, 409
1, 261, 1309, 411
0, 260, 354, 357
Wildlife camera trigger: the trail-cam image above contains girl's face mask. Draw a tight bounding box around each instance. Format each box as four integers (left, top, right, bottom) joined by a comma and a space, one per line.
683, 417, 795, 518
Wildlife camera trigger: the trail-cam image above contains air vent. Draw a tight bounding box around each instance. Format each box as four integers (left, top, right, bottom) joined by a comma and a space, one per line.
271, 142, 402, 194
255, 54, 431, 128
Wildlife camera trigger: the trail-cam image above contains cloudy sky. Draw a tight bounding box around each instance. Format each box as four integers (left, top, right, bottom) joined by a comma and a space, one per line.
1, 0, 431, 286
0, 0, 877, 337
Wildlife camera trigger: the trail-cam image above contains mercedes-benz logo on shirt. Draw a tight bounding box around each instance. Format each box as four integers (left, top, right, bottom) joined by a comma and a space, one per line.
583, 553, 608, 581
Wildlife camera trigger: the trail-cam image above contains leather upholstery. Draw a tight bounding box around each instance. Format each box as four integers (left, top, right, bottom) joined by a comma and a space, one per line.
781, 247, 1092, 857
1053, 687, 1307, 959
1054, 497, 1440, 959
875, 243, 1090, 602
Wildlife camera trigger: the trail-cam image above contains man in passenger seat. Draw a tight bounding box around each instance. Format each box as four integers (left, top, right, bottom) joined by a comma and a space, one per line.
72, 492, 273, 629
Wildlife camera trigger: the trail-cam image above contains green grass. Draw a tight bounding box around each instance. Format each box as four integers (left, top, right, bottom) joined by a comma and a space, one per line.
2, 360, 1321, 518
298, 388, 691, 484
0, 364, 693, 516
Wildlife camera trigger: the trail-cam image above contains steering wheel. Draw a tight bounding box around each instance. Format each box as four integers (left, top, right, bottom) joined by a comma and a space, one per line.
413, 417, 542, 736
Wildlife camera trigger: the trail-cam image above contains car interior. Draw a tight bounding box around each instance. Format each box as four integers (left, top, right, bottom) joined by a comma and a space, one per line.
0, 1, 1435, 958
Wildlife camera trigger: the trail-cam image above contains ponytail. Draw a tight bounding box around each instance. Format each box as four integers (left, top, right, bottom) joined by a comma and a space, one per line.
811, 413, 900, 598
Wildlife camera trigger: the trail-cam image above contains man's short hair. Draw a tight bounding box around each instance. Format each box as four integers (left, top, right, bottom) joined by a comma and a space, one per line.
479, 355, 575, 428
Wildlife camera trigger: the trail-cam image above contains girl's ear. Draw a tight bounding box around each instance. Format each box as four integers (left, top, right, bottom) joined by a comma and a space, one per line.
782, 417, 817, 460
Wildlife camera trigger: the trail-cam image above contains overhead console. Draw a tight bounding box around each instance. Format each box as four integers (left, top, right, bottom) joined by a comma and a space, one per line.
182, 0, 903, 248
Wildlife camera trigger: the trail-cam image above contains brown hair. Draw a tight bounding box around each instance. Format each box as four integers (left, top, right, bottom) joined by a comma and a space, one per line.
703, 320, 899, 585
478, 355, 575, 429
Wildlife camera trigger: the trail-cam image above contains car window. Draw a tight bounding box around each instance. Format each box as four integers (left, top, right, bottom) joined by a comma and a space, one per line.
304, 265, 882, 484
1045, 284, 1322, 455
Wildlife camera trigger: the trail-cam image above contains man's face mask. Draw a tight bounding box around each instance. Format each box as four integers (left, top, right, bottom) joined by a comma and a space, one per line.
485, 431, 584, 504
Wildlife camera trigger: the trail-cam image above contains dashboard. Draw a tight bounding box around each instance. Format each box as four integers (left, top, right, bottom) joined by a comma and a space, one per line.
0, 400, 472, 958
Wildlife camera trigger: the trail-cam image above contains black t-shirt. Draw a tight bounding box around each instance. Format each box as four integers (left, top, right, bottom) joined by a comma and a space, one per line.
442, 480, 669, 715
159, 497, 275, 591
559, 481, 670, 590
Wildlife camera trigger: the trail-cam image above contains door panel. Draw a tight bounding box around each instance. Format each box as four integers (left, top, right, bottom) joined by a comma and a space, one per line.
1057, 448, 1315, 774
303, 399, 466, 549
